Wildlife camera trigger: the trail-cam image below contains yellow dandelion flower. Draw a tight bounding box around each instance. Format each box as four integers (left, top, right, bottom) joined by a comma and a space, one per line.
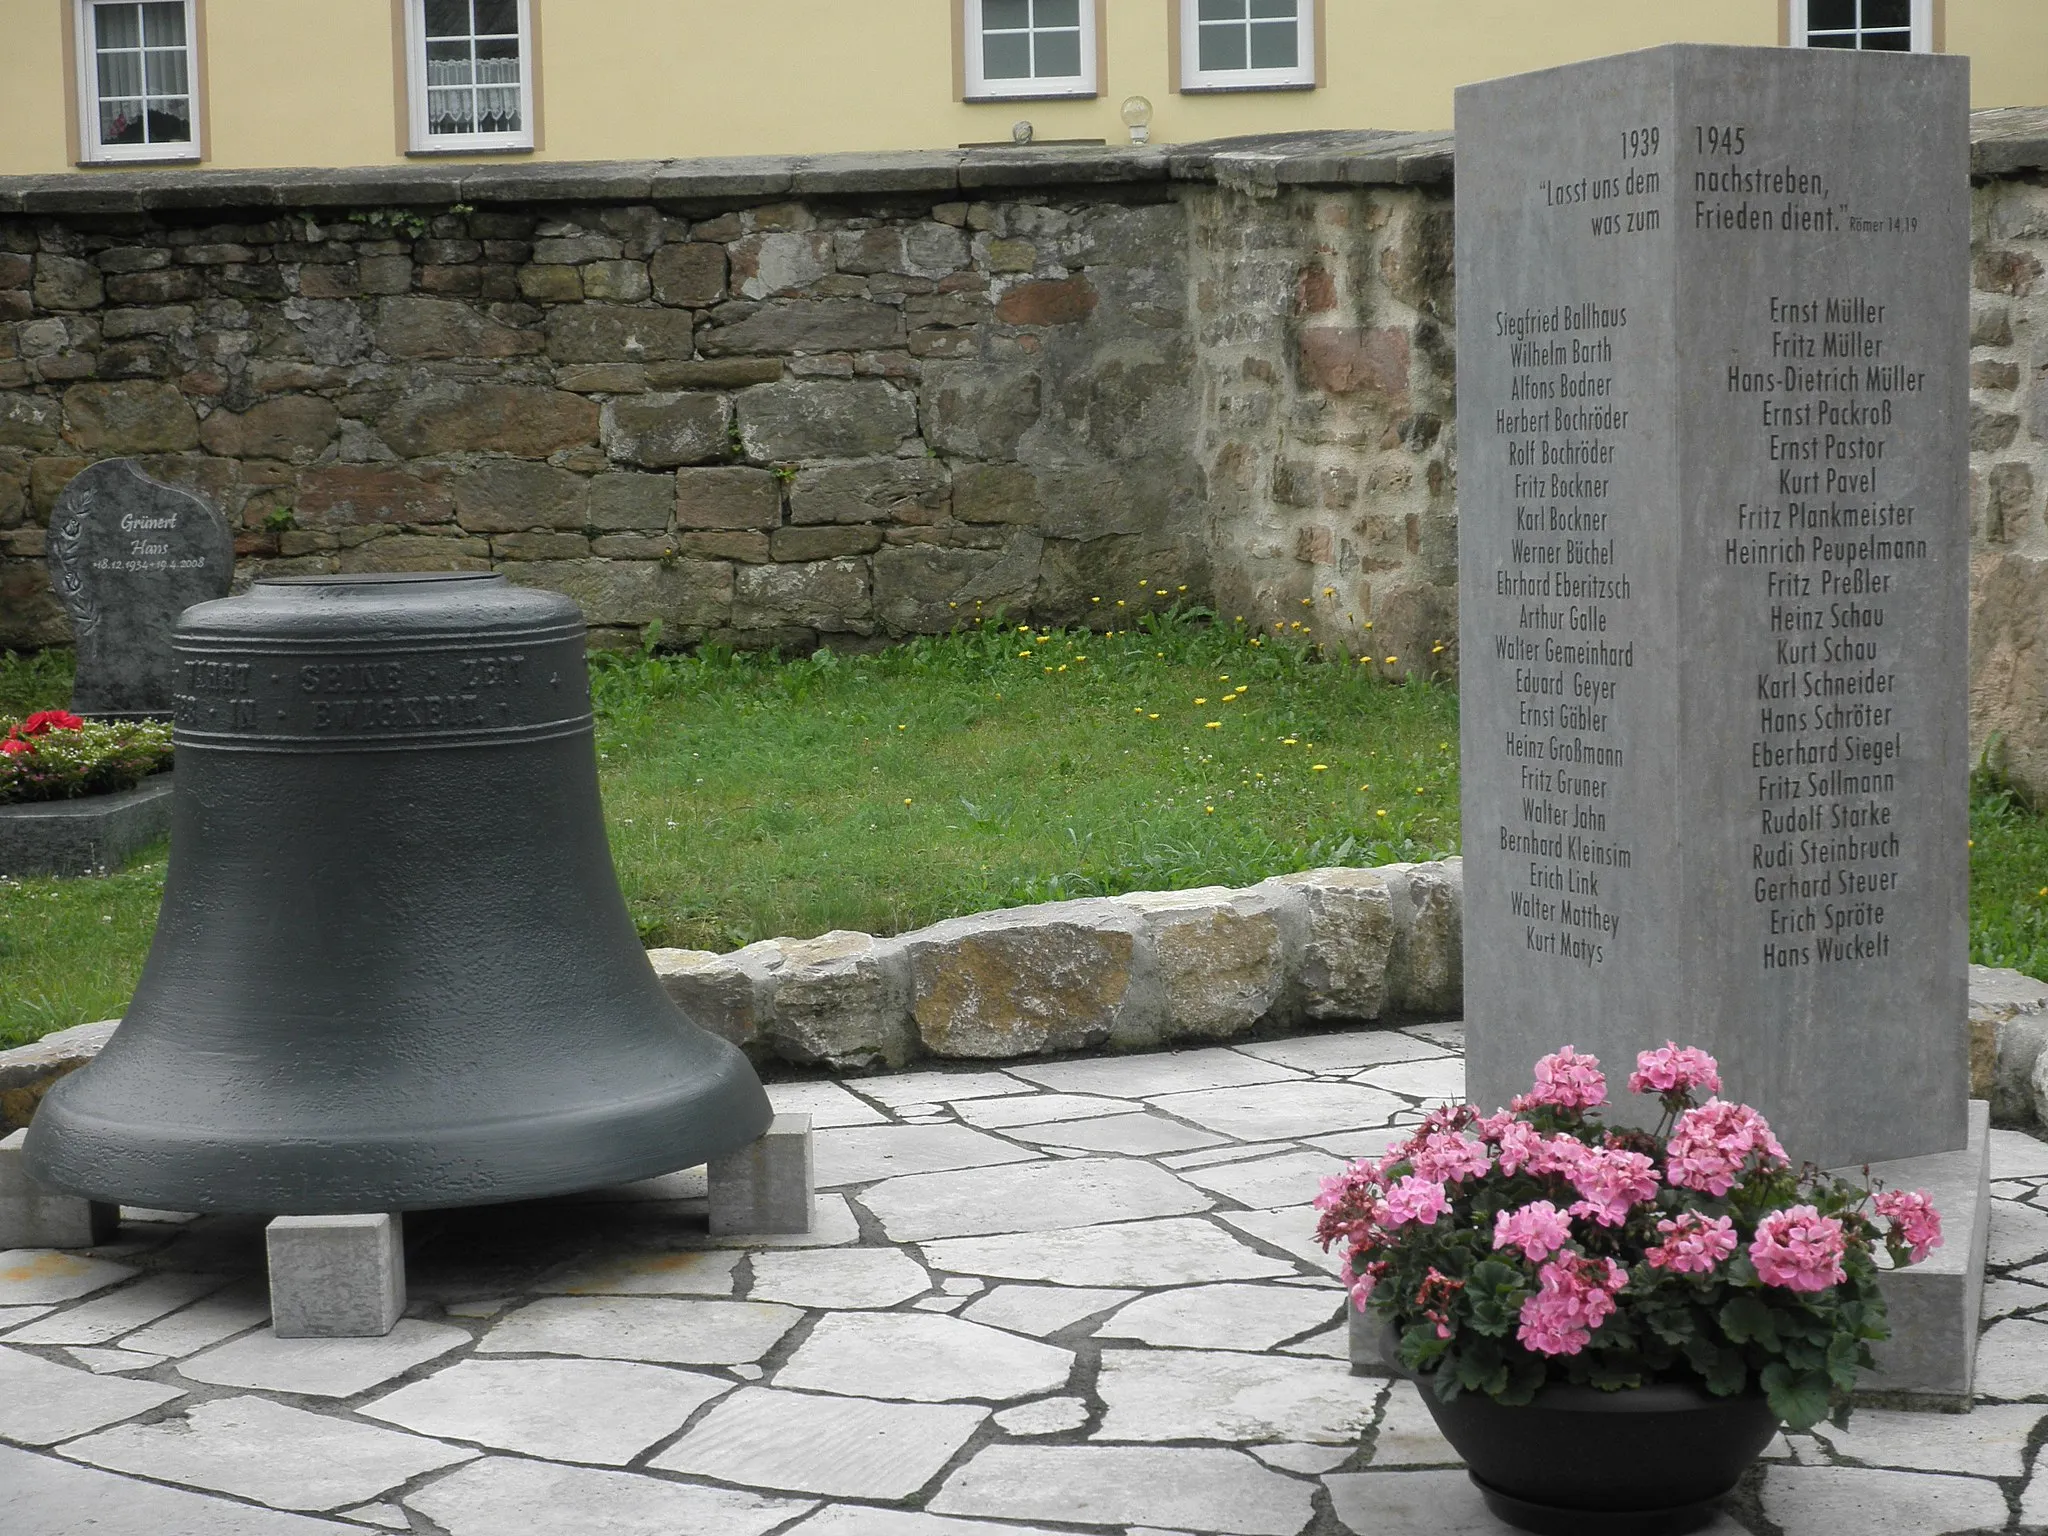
1045, 665, 1054, 672
948, 601, 958, 609
1376, 808, 1387, 818
1134, 707, 1145, 714
1360, 784, 1371, 792
1323, 587, 1335, 597
1091, 596, 1101, 603
1250, 637, 1261, 646
1205, 721, 1222, 729
1057, 664, 1068, 672
1432, 644, 1445, 654
1155, 589, 1168, 597
1384, 655, 1397, 664
897, 724, 907, 731
1282, 737, 1298, 746
1364, 621, 1374, 630
903, 798, 913, 805
1148, 713, 1159, 720
1178, 584, 1187, 592
1301, 598, 1313, 607
1311, 764, 1328, 772
1074, 656, 1086, 663
1194, 697, 1208, 705
1019, 650, 1032, 658
1116, 599, 1126, 607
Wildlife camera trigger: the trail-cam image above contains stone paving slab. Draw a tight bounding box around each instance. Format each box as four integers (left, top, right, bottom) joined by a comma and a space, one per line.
1, 1023, 2044, 1536
61, 1394, 476, 1512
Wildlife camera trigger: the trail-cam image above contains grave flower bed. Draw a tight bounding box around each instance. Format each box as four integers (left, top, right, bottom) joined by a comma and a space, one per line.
0, 712, 173, 805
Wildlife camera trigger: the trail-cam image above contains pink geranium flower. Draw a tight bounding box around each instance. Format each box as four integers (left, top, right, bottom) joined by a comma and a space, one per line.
1665, 1099, 1788, 1197
1628, 1042, 1723, 1099
1495, 1121, 1587, 1179
1514, 1046, 1608, 1111
1646, 1212, 1739, 1275
1566, 1144, 1660, 1226
1517, 1253, 1628, 1356
1751, 1205, 1848, 1292
1381, 1175, 1449, 1229
1874, 1189, 1944, 1263
1493, 1200, 1574, 1262
1409, 1131, 1492, 1185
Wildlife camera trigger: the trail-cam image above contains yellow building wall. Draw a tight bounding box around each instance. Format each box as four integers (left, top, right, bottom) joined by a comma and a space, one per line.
0, 0, 2038, 176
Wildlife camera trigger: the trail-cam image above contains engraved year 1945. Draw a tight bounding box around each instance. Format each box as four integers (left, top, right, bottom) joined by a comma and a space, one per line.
1695, 124, 1748, 156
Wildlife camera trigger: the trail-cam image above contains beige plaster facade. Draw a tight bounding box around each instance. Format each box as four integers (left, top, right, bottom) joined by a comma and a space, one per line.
3, 1, 2047, 176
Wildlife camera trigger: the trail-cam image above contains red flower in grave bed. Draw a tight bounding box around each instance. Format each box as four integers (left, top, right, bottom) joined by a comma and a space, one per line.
19, 710, 84, 736
0, 735, 30, 756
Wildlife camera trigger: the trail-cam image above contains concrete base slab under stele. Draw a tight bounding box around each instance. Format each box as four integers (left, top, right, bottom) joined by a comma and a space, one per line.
1854, 1099, 1994, 1405
0, 1130, 116, 1248
1347, 1101, 1994, 1405
708, 1113, 815, 1237
267, 1214, 405, 1339
0, 773, 174, 878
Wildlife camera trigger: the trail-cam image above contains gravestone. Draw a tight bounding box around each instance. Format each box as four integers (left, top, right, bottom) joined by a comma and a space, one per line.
44, 459, 234, 717
1456, 45, 1970, 1171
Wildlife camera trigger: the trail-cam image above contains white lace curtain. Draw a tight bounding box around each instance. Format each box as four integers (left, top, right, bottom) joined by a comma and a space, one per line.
425, 56, 520, 134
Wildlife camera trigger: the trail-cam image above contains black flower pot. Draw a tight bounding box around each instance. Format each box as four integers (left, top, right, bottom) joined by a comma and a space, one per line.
1411, 1372, 1779, 1536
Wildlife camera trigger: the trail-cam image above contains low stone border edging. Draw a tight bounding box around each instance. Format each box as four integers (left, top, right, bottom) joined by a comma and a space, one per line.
649, 859, 1464, 1072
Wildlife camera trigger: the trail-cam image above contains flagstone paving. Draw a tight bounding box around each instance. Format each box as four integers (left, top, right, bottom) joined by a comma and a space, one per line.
2, 1021, 2046, 1534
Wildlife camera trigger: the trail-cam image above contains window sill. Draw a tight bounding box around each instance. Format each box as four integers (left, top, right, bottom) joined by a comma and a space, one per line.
405, 142, 537, 157
76, 153, 203, 168
963, 88, 1099, 104
1177, 79, 1317, 94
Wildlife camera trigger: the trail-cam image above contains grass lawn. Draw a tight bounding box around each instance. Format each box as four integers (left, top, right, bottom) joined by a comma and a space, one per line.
5, 618, 2047, 1049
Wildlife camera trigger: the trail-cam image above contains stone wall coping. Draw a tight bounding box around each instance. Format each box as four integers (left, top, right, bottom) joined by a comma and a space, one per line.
0, 112, 2036, 216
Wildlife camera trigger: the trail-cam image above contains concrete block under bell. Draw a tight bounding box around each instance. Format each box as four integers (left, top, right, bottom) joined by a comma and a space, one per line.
0, 1129, 117, 1248
267, 1213, 405, 1338
709, 1113, 815, 1236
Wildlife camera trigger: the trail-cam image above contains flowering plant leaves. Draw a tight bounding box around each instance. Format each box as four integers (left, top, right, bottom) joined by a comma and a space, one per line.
1312, 1043, 1941, 1433
0, 715, 173, 804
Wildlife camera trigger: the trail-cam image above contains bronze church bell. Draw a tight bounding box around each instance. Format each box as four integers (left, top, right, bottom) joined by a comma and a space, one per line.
23, 572, 771, 1214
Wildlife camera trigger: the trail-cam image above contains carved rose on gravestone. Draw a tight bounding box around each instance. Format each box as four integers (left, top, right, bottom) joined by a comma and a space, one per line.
45, 458, 234, 717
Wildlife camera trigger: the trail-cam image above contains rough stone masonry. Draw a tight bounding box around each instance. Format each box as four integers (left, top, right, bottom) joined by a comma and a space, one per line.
1, 118, 2047, 785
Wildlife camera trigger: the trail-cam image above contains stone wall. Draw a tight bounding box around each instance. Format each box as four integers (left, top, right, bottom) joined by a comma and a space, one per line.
8, 118, 2048, 778
1968, 116, 2048, 800
0, 139, 1454, 659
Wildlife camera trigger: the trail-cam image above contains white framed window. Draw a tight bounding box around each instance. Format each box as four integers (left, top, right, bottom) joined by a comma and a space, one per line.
74, 0, 199, 164
962, 0, 1097, 101
1181, 0, 1316, 91
1791, 0, 1933, 52
404, 0, 534, 153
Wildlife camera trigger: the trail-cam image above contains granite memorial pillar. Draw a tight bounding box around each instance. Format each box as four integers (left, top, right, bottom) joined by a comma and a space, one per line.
1457, 45, 1970, 1169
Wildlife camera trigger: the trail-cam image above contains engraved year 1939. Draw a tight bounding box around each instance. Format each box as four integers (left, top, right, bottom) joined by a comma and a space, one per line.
1619, 125, 1660, 160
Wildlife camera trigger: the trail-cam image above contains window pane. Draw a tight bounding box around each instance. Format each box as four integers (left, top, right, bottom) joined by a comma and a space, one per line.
1198, 22, 1247, 70
1248, 19, 1298, 68
1809, 32, 1857, 46
477, 35, 519, 66
427, 87, 475, 132
139, 1, 184, 45
144, 98, 191, 142
94, 4, 141, 49
1249, 0, 1297, 17
1034, 27, 1081, 77
1198, 0, 1245, 18
1862, 0, 1912, 24
982, 30, 1031, 77
1808, 0, 1856, 29
984, 0, 1029, 28
1035, 0, 1081, 26
145, 46, 189, 95
474, 0, 518, 35
99, 97, 144, 143
1862, 29, 1911, 48
424, 0, 471, 38
97, 50, 143, 99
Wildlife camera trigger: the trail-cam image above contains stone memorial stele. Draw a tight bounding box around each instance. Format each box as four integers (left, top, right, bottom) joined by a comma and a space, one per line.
45, 458, 234, 717
1457, 45, 1970, 1170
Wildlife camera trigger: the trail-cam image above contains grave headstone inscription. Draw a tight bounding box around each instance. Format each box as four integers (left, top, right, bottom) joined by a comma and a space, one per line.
44, 458, 234, 717
1457, 45, 1970, 1169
